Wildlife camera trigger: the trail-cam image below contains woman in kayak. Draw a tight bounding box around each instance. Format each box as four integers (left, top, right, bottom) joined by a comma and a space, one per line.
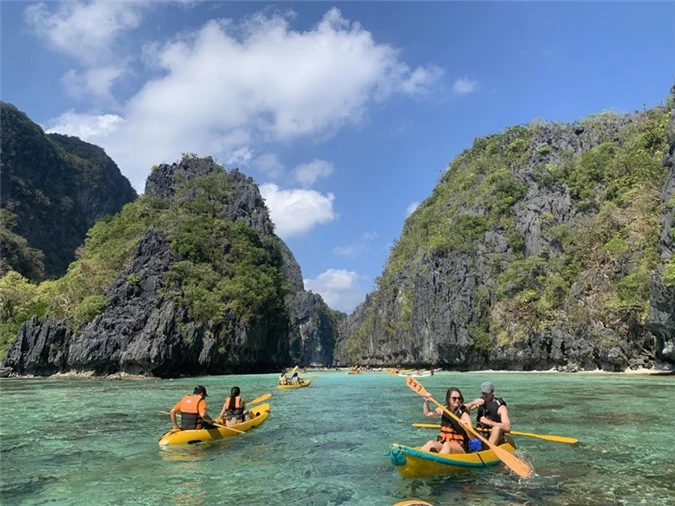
279, 370, 289, 385
420, 387, 473, 454
219, 386, 246, 426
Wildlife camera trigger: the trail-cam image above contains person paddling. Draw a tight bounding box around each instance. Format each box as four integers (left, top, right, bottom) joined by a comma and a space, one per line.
219, 386, 246, 426
169, 385, 216, 430
420, 387, 473, 454
279, 370, 288, 385
465, 381, 511, 446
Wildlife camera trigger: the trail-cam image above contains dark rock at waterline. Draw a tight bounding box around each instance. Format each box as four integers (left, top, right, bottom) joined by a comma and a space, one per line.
2, 158, 340, 377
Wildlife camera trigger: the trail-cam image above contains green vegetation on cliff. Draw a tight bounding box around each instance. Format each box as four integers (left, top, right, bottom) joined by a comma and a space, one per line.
0, 158, 290, 359
0, 102, 137, 281
343, 101, 671, 359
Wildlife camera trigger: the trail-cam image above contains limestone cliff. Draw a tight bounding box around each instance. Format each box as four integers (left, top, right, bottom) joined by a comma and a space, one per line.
2, 156, 339, 377
645, 85, 675, 363
0, 102, 137, 280
337, 95, 674, 372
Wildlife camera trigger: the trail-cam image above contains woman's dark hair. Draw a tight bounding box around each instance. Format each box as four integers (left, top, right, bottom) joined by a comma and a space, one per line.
231, 386, 241, 397
445, 387, 464, 405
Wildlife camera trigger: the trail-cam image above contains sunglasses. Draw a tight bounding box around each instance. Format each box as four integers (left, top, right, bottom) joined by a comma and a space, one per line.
450, 396, 462, 401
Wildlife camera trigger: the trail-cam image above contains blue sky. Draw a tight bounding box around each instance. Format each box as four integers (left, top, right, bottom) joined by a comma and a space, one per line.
2, 1, 674, 313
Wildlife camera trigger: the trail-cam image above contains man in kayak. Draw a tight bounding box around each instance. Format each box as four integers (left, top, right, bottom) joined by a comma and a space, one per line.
466, 381, 511, 445
420, 387, 473, 454
170, 385, 216, 430
219, 386, 247, 426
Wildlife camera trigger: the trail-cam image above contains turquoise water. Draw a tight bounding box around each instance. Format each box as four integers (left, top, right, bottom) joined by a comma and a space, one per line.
1, 372, 673, 505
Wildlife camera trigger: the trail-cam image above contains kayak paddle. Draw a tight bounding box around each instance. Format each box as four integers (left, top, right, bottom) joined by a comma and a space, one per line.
246, 393, 272, 407
212, 421, 245, 434
411, 423, 579, 444
406, 376, 534, 479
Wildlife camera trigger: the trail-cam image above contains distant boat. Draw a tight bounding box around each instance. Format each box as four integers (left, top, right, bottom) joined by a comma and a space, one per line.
397, 371, 432, 378
277, 380, 311, 389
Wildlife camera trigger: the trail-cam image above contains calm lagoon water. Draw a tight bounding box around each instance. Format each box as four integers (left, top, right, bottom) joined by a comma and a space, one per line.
1, 371, 673, 505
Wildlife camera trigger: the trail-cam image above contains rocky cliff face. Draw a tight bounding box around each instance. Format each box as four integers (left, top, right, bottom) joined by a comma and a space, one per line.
337, 98, 674, 372
288, 291, 340, 367
2, 157, 339, 377
0, 102, 137, 280
645, 86, 675, 362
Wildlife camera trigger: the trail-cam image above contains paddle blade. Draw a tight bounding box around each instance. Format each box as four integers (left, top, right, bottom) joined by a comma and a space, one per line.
489, 441, 534, 479
247, 393, 271, 406
406, 376, 429, 397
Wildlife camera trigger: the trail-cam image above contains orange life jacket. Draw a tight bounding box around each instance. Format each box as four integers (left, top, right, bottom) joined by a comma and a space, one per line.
437, 407, 468, 446
178, 394, 205, 430
224, 395, 243, 420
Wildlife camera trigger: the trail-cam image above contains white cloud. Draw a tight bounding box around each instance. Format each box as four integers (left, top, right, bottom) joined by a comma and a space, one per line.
24, 1, 146, 98
406, 201, 419, 217
259, 183, 336, 239
24, 1, 145, 64
45, 110, 124, 138
333, 245, 360, 257
62, 66, 126, 100
398, 65, 445, 95
43, 7, 443, 193
223, 146, 253, 167
304, 269, 364, 313
363, 231, 378, 241
252, 154, 285, 180
293, 159, 334, 188
452, 76, 478, 95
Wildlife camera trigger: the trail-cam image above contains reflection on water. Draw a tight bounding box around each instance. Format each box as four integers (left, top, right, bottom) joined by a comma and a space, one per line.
1, 372, 673, 505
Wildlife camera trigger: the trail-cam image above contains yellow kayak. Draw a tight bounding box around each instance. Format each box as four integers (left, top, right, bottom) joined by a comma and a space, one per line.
389, 435, 517, 478
158, 403, 271, 446
392, 501, 434, 506
276, 379, 311, 389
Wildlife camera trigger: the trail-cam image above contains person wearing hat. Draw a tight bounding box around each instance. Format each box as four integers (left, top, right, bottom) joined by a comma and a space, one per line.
465, 381, 511, 446
169, 385, 216, 430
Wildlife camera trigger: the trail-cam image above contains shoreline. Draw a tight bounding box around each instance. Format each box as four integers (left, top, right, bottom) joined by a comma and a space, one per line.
1, 366, 673, 380
0, 371, 159, 381
460, 367, 674, 376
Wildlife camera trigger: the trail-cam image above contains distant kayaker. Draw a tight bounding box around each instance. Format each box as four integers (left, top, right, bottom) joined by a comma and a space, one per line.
169, 385, 216, 430
279, 370, 288, 385
291, 371, 300, 383
420, 387, 472, 454
465, 381, 511, 446
219, 386, 246, 426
